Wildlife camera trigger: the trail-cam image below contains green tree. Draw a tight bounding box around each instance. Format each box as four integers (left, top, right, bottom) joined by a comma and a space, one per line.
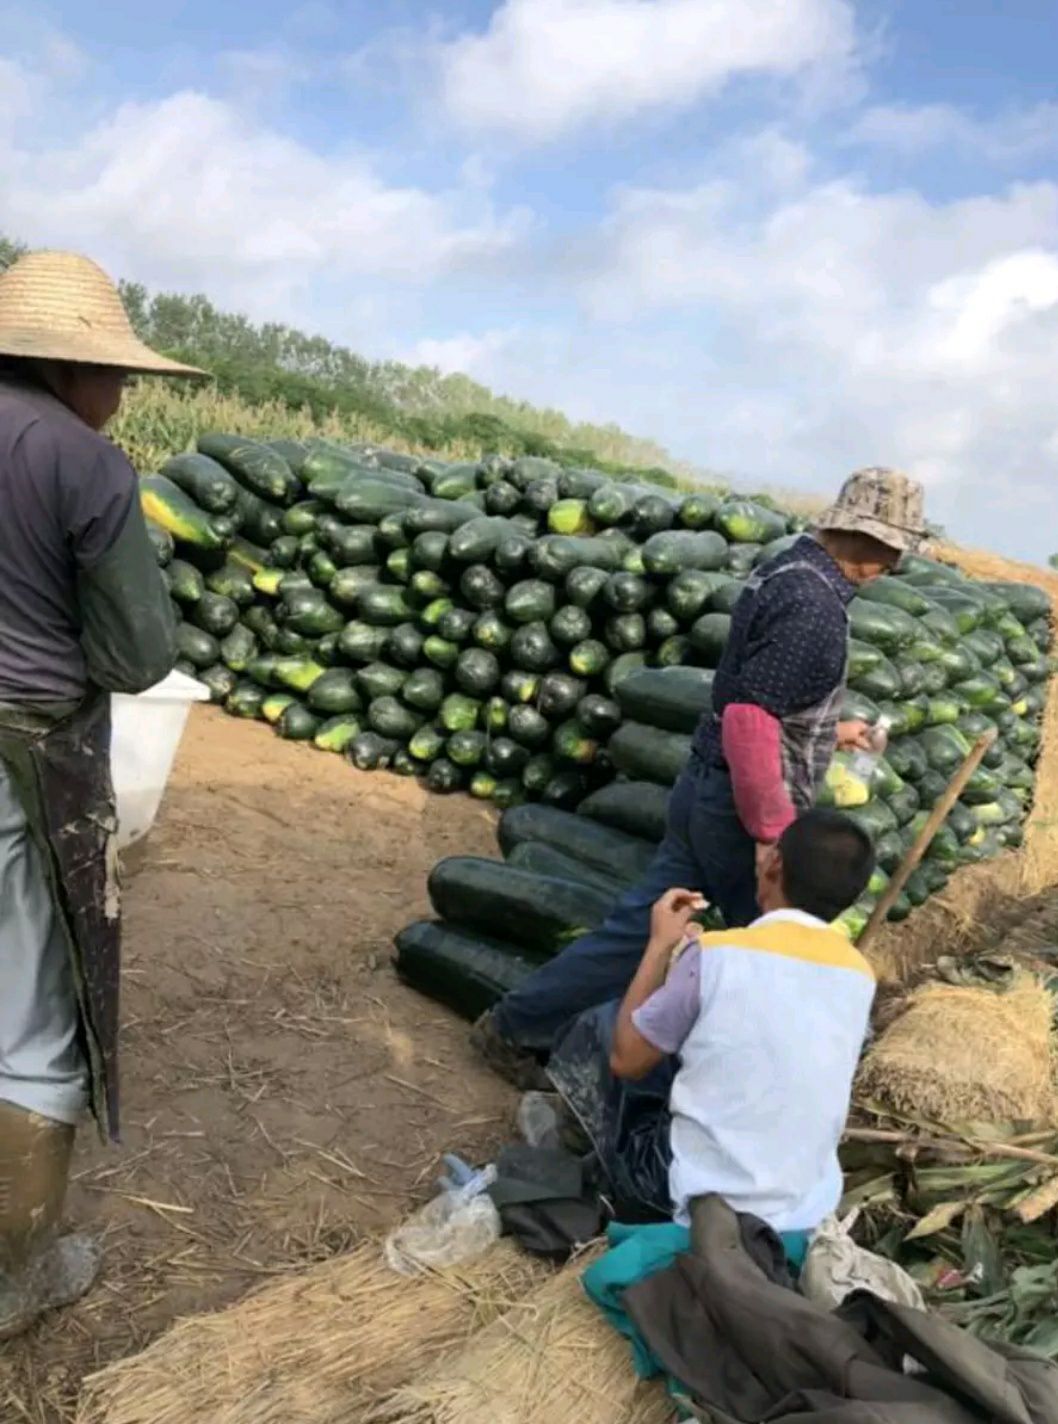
0, 231, 715, 486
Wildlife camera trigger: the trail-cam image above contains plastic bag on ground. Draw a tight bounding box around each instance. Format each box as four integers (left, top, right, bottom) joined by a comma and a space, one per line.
517, 1091, 562, 1149
384, 1168, 500, 1276
801, 1210, 925, 1311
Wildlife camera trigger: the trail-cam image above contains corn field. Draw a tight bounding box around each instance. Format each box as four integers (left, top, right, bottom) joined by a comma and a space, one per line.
111, 379, 833, 520
110, 382, 425, 476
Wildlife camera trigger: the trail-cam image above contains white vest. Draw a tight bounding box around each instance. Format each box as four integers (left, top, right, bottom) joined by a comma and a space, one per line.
668, 909, 875, 1231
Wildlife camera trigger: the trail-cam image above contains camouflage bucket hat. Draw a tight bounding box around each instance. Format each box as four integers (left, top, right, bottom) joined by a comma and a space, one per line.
815, 467, 926, 554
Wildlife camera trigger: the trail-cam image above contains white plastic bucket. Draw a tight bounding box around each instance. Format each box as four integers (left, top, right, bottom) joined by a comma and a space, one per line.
110, 670, 210, 850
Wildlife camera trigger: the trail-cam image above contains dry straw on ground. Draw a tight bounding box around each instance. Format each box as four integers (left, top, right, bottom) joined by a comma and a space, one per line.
75, 1240, 548, 1424
367, 1252, 672, 1424
857, 975, 1056, 1126
869, 543, 1058, 983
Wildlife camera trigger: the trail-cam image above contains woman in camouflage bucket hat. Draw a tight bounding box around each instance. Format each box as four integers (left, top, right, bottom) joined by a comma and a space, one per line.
815, 467, 927, 553
472, 468, 927, 1112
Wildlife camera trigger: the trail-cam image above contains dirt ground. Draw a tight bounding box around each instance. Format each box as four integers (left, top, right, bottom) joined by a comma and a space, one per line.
0, 707, 514, 1423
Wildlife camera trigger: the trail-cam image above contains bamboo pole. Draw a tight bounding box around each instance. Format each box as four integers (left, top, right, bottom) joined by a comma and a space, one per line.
858, 729, 999, 953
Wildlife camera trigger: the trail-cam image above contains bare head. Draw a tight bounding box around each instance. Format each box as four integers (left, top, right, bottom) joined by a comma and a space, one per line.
756, 810, 875, 921
30, 359, 127, 431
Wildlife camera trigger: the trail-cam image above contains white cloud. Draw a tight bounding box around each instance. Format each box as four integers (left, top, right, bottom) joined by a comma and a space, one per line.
404, 328, 521, 378
1, 90, 525, 309
0, 58, 34, 136
848, 101, 1058, 163
439, 0, 857, 142
572, 163, 1058, 553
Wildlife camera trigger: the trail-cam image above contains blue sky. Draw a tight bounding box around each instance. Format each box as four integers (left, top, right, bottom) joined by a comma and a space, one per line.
2, 1, 1057, 561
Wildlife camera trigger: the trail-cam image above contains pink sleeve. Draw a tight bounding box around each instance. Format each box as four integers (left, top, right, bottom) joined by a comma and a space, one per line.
721, 703, 797, 843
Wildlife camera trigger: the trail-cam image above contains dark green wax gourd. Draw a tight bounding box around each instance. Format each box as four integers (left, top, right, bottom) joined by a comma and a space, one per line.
427, 856, 614, 952
498, 803, 656, 882
608, 723, 691, 786
510, 622, 560, 673
614, 666, 712, 733
565, 566, 610, 609
578, 781, 669, 843
506, 580, 557, 624
146, 520, 175, 566
460, 564, 507, 611
198, 663, 237, 703
167, 559, 206, 605
368, 697, 424, 740
455, 648, 501, 696
666, 570, 732, 623
162, 452, 242, 514
394, 920, 543, 1020
507, 705, 551, 748
219, 624, 257, 673
387, 622, 425, 669
197, 433, 299, 503
426, 758, 465, 794
175, 624, 220, 669
576, 694, 622, 738
307, 669, 362, 715
641, 530, 727, 576
438, 607, 476, 644
506, 842, 628, 901
357, 584, 414, 627
275, 703, 321, 741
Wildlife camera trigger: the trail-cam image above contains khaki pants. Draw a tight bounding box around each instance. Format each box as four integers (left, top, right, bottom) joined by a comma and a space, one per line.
0, 763, 88, 1125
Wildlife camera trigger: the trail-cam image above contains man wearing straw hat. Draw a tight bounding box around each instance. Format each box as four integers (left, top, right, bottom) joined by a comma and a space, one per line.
0, 250, 202, 1336
474, 468, 927, 1088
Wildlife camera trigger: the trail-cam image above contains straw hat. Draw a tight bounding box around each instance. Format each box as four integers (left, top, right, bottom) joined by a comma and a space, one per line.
0, 250, 205, 376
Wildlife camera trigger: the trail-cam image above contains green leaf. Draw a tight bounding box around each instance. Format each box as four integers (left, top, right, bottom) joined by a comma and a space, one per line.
962, 1205, 1006, 1298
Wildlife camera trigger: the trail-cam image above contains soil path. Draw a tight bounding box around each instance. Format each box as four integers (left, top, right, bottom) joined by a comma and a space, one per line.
1, 707, 512, 1423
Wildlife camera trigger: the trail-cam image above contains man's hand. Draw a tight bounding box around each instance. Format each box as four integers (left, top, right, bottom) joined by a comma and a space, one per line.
649, 888, 707, 953
613, 887, 706, 1082
836, 718, 873, 752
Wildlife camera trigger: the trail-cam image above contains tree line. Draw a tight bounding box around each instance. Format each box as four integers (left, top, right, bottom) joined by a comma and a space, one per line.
0, 236, 687, 485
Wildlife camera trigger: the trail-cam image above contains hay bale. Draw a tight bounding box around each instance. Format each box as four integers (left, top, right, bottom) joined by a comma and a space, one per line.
368, 1254, 672, 1424
76, 1240, 548, 1424
858, 977, 1056, 1126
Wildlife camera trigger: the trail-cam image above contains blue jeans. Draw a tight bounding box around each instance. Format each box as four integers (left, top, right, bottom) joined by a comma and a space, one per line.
549, 999, 676, 1222
493, 758, 759, 1051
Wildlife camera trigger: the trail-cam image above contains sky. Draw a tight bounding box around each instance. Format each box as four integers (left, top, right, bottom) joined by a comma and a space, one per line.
2, 1, 1058, 562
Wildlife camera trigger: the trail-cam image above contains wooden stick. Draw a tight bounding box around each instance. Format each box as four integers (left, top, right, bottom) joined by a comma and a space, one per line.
858, 729, 999, 953
843, 1125, 1058, 1168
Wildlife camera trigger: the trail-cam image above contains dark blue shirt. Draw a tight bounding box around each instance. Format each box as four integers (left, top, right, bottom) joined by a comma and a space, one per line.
693, 536, 856, 766
0, 370, 138, 701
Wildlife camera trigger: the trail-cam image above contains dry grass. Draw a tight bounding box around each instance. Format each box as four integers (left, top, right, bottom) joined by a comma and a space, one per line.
109, 383, 418, 476
858, 976, 1056, 1126
934, 541, 1058, 596
367, 1253, 672, 1424
75, 1242, 548, 1424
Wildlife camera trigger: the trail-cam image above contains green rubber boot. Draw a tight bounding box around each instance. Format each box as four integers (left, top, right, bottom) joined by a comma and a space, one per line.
0, 1102, 101, 1339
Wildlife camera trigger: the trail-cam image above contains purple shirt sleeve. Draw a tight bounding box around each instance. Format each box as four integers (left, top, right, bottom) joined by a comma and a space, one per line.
631, 947, 702, 1055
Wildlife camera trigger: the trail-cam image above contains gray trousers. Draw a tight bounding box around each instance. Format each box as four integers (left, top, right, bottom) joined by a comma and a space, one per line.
0, 763, 88, 1125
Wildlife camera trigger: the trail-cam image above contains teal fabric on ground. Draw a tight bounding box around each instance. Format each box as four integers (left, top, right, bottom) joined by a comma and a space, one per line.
582, 1219, 811, 1386
583, 1222, 691, 1377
